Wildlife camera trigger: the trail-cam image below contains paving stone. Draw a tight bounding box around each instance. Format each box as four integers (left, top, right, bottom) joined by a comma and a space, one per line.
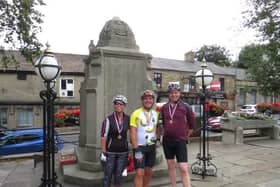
1, 140, 280, 187
234, 171, 279, 185
257, 179, 280, 187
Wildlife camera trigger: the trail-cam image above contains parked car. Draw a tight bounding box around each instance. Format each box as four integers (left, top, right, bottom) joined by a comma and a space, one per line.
0, 125, 8, 136
0, 128, 63, 156
207, 116, 222, 132
240, 104, 257, 114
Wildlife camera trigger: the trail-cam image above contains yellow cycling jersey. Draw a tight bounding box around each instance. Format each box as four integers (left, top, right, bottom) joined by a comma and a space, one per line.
130, 107, 159, 146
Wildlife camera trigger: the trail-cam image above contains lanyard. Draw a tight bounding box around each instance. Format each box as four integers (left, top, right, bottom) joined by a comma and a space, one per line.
143, 110, 153, 126
168, 103, 178, 124
114, 112, 123, 134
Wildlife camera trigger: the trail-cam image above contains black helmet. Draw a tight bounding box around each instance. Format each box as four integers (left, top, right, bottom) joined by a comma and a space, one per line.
168, 83, 181, 92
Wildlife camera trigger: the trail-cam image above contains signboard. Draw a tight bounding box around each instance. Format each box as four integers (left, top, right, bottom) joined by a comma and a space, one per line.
211, 92, 225, 99
210, 80, 221, 91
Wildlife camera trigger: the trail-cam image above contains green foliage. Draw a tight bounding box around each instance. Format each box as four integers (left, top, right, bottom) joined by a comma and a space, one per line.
244, 0, 280, 44
238, 44, 266, 68
238, 43, 280, 96
194, 45, 231, 66
0, 0, 45, 66
242, 0, 280, 97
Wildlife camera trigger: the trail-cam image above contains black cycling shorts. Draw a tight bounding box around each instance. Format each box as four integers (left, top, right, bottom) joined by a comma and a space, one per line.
162, 139, 188, 162
133, 145, 156, 169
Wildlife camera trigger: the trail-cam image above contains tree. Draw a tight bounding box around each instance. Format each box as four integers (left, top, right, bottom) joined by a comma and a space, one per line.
237, 44, 266, 68
243, 0, 280, 97
0, 0, 45, 66
194, 45, 231, 66
244, 0, 280, 44
238, 43, 280, 97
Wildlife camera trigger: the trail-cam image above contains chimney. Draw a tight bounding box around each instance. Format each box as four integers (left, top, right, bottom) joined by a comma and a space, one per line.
184, 51, 195, 63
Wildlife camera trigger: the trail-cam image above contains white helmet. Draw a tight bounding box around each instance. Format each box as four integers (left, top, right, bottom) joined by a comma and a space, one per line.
112, 94, 128, 104
168, 83, 181, 92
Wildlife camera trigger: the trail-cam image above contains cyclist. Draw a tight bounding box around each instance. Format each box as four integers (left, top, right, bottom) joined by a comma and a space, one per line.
100, 95, 130, 187
130, 90, 160, 187
160, 84, 195, 187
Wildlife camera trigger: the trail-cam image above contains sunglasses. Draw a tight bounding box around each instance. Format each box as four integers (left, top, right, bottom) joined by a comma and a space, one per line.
114, 101, 125, 106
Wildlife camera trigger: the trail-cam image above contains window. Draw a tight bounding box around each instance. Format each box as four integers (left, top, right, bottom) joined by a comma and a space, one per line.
17, 108, 33, 127
190, 104, 203, 117
60, 79, 74, 97
17, 72, 27, 80
239, 88, 246, 105
219, 78, 225, 91
189, 77, 196, 91
183, 84, 189, 92
248, 89, 257, 104
19, 134, 40, 143
153, 73, 162, 88
0, 108, 8, 127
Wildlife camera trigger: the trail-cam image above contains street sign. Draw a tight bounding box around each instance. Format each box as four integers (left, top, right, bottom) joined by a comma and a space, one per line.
210, 80, 221, 91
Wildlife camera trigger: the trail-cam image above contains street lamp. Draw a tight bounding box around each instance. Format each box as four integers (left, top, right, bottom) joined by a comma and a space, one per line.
191, 58, 217, 179
34, 45, 62, 187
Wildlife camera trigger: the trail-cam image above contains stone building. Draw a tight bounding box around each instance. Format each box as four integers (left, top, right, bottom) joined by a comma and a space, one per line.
0, 52, 85, 129
0, 50, 277, 129
150, 55, 236, 110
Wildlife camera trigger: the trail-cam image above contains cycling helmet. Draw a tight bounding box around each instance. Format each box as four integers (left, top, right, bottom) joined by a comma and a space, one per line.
112, 94, 128, 104
168, 83, 181, 92
141, 90, 155, 100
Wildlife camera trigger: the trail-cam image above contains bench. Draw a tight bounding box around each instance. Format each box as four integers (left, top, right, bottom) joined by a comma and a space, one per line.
221, 119, 280, 144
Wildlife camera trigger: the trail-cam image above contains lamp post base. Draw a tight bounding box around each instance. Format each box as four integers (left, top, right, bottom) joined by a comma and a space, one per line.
39, 179, 62, 187
191, 153, 217, 178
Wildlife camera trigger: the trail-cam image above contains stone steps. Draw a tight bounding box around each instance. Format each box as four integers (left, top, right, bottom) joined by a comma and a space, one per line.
62, 158, 168, 186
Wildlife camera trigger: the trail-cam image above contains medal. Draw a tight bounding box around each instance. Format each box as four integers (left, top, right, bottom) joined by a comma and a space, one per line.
168, 103, 178, 124
143, 110, 154, 133
114, 112, 123, 137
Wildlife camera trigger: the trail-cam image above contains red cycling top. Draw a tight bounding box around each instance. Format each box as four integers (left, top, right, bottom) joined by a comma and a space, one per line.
160, 100, 195, 142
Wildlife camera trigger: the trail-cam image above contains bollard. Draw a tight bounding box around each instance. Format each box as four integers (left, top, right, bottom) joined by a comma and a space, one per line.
235, 126, 243, 144
272, 126, 280, 140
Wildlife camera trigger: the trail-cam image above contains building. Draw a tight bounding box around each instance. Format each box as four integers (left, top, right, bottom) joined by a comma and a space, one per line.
0, 52, 85, 129
150, 55, 236, 110
150, 53, 277, 110
0, 51, 276, 129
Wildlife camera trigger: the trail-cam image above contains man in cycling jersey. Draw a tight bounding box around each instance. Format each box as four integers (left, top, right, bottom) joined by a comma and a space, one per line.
160, 84, 195, 187
130, 90, 160, 187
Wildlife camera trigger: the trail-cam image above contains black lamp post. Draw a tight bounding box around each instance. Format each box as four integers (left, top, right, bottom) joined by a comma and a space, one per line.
34, 46, 62, 187
191, 59, 217, 179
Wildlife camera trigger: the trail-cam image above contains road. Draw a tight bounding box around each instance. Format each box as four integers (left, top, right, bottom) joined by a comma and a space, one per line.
59, 133, 79, 151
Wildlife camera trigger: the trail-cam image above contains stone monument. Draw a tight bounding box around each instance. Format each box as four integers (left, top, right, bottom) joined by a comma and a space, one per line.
63, 17, 162, 185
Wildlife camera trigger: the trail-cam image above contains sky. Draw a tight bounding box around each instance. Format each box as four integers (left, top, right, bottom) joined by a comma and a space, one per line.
38, 0, 258, 61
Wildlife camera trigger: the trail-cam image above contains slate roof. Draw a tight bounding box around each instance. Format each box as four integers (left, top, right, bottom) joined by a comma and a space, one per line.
151, 57, 237, 76
1, 51, 249, 80
0, 51, 86, 74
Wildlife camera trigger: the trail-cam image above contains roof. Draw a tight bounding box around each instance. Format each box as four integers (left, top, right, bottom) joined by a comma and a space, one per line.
1, 51, 249, 80
151, 57, 236, 76
0, 51, 86, 74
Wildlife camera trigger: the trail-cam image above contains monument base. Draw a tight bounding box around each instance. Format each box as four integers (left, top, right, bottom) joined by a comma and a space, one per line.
62, 146, 167, 186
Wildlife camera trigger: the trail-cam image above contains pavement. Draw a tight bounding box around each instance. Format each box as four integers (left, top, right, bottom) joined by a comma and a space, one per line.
1, 139, 280, 187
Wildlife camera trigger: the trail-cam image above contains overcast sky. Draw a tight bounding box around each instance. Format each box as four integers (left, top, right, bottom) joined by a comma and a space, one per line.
38, 0, 258, 61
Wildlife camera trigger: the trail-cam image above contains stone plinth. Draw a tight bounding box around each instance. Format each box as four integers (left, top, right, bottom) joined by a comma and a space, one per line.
63, 17, 163, 185
221, 118, 279, 144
